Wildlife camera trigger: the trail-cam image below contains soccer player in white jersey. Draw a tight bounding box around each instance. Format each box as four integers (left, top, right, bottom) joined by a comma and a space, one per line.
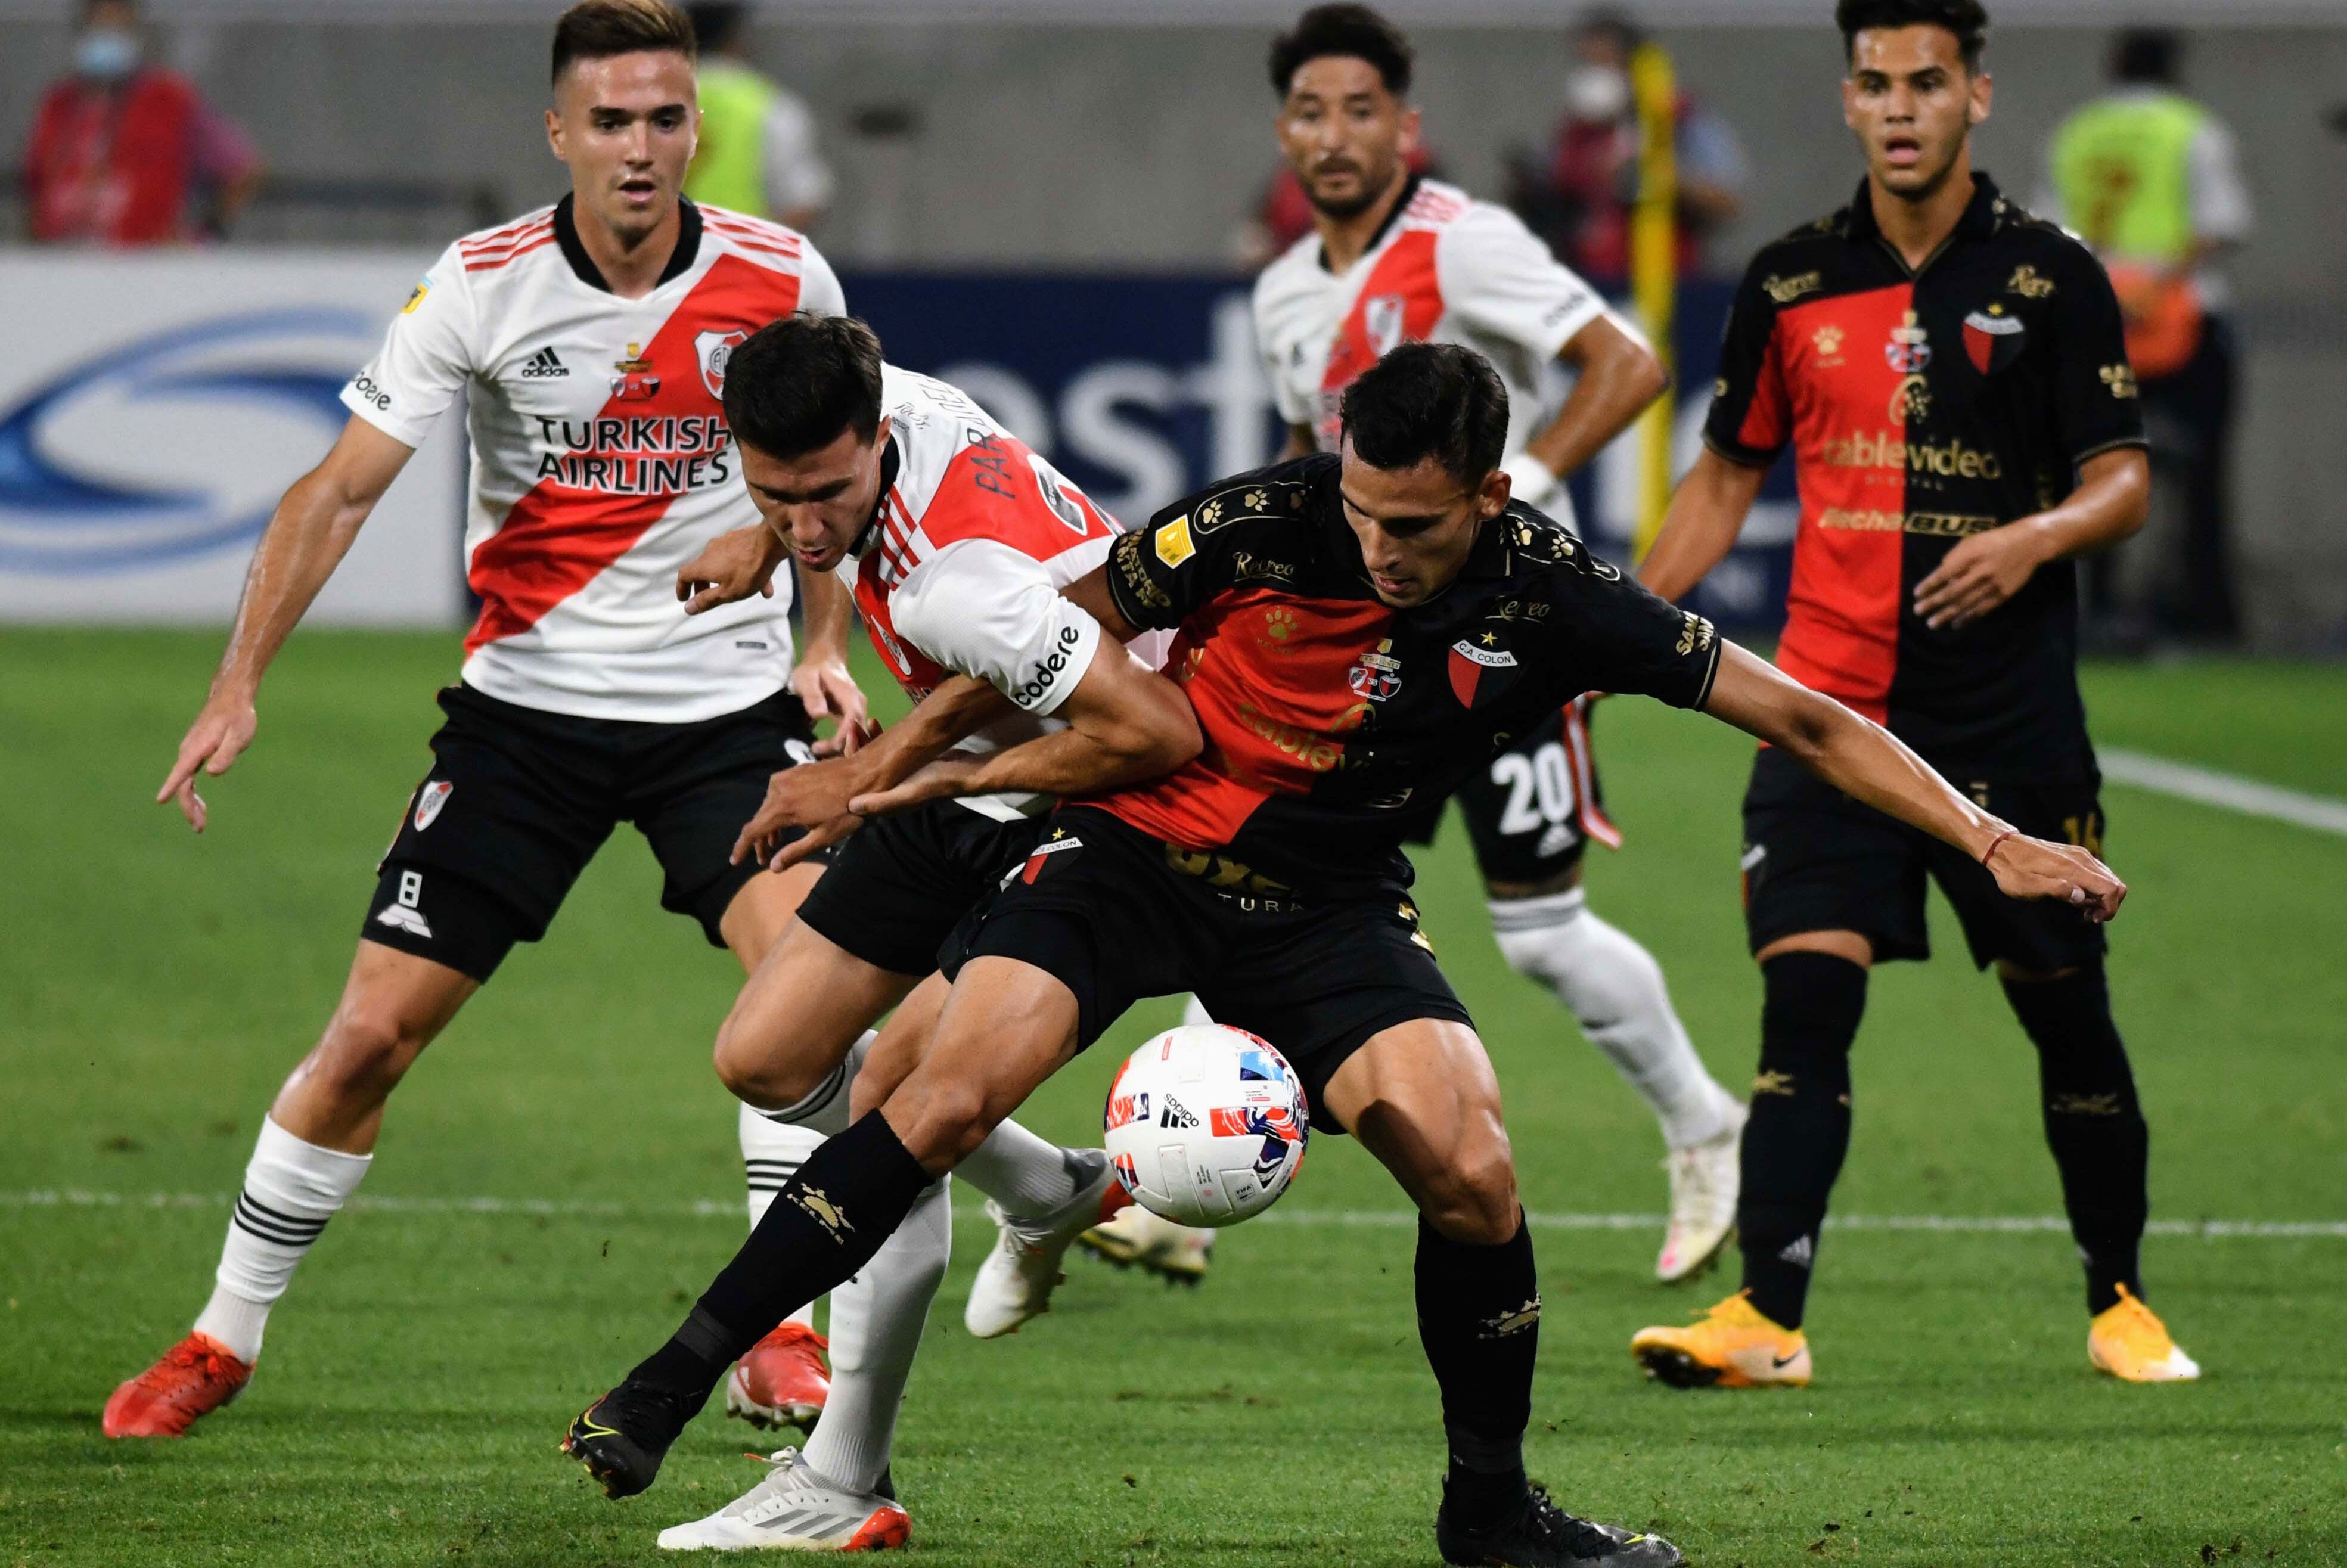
99, 0, 1095, 1451
558, 313, 1199, 1548
1090, 3, 1746, 1286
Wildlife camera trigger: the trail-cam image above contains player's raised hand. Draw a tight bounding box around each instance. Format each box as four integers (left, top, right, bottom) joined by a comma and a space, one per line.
1983, 831, 2126, 923
677, 525, 786, 615
157, 693, 259, 832
791, 656, 870, 744
1913, 524, 2048, 629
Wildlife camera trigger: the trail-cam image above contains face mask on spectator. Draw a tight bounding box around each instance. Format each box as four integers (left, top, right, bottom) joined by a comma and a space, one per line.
74, 27, 142, 83
1564, 63, 1631, 122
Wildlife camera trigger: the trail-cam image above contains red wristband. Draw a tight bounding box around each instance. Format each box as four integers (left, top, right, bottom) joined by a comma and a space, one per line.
1980, 828, 2016, 869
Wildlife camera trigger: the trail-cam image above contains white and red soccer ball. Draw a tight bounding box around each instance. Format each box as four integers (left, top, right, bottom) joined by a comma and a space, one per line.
1102, 1024, 1309, 1228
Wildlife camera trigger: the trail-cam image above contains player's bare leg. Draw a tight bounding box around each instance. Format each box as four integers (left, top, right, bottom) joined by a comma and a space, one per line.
1484, 861, 1745, 1284
104, 942, 476, 1437
1318, 1020, 1679, 1568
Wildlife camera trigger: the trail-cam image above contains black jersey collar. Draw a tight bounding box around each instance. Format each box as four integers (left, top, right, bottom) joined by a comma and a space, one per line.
552, 194, 704, 294
1843, 169, 2004, 273
1318, 172, 1421, 274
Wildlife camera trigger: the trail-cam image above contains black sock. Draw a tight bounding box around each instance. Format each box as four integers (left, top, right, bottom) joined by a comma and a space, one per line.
1416, 1213, 1538, 1527
1737, 951, 1867, 1330
2001, 961, 2147, 1314
629, 1111, 933, 1399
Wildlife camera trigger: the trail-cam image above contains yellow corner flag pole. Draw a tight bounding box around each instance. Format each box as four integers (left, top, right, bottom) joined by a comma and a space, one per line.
1628, 41, 1677, 563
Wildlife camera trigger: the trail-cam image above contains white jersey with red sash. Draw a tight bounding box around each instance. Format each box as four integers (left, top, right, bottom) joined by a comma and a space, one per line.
1252, 177, 1615, 458
341, 197, 844, 722
846, 365, 1130, 821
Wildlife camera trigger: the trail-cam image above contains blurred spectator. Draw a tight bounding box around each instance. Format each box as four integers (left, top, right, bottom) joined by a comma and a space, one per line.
1233, 143, 1440, 271
2045, 28, 2252, 645
22, 0, 262, 245
684, 2, 833, 230
1507, 8, 1747, 289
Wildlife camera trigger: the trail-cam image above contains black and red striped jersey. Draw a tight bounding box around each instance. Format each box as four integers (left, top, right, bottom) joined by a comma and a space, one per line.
1098, 454, 1720, 894
1704, 174, 2144, 778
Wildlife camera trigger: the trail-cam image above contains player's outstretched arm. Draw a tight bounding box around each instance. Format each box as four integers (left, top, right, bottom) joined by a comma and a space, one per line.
1702, 642, 2125, 921
734, 674, 1013, 870
846, 641, 1202, 818
158, 417, 416, 831
1637, 447, 1769, 604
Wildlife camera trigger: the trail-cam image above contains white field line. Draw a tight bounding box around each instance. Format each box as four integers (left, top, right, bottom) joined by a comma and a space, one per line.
2100, 747, 2347, 838
5, 1189, 2343, 1240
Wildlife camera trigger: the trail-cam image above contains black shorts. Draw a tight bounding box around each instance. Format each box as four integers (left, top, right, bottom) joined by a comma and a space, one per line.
794, 799, 1051, 978
363, 682, 820, 982
1740, 744, 2110, 973
939, 805, 1473, 1134
1403, 697, 1615, 888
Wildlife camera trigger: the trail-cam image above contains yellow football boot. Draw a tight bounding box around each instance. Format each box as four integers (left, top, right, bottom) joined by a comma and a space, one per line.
2088, 1284, 2201, 1381
1631, 1290, 1812, 1388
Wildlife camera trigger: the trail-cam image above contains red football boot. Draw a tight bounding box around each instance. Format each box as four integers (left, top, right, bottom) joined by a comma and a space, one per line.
103, 1333, 253, 1438
725, 1321, 829, 1431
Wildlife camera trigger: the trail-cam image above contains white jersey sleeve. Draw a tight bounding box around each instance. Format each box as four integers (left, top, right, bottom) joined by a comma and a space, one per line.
889, 537, 1105, 718
1437, 204, 1611, 363
794, 237, 849, 318
340, 241, 476, 449
1252, 257, 1318, 428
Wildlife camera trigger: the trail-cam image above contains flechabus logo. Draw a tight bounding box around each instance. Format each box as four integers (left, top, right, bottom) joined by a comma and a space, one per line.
0, 308, 373, 575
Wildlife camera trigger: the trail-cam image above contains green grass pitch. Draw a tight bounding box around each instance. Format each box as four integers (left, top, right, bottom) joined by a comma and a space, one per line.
4, 629, 2343, 1567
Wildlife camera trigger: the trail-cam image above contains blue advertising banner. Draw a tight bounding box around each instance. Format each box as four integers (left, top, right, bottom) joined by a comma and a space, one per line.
843, 270, 1797, 629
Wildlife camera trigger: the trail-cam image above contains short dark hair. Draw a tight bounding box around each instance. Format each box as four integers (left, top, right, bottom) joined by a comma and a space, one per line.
1269, 4, 1413, 99
1339, 343, 1509, 487
2112, 27, 2178, 85
686, 2, 746, 54
1834, 0, 1989, 73
722, 314, 886, 459
551, 0, 697, 88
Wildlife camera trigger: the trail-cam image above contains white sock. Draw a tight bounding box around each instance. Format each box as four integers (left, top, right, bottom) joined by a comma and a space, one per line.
801, 1176, 951, 1494
1489, 890, 1738, 1150
193, 1116, 372, 1362
741, 1061, 849, 1337
953, 1120, 1094, 1219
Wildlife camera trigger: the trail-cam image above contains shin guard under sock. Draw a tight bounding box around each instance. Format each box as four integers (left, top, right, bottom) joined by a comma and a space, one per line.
2001, 962, 2148, 1314
1415, 1215, 1539, 1526
631, 1111, 932, 1401
1737, 951, 1867, 1329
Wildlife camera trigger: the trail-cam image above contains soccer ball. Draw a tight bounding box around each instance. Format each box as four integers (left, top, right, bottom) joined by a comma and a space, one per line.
1101, 1024, 1309, 1228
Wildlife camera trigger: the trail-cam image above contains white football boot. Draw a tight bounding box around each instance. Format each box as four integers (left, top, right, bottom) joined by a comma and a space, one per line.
1077, 1206, 1216, 1284
1655, 1104, 1746, 1284
962, 1150, 1114, 1339
656, 1449, 908, 1553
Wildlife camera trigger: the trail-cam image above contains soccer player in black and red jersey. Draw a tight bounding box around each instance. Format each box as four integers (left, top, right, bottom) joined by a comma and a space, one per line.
1628, 0, 2199, 1389
564, 341, 2125, 1567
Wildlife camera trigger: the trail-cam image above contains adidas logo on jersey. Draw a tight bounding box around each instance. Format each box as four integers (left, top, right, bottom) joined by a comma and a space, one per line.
520, 347, 569, 378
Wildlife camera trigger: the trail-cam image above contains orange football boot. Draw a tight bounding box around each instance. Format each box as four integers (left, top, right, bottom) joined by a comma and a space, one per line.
103, 1333, 253, 1437
725, 1321, 830, 1430
1630, 1290, 1812, 1389
2088, 1284, 2201, 1382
